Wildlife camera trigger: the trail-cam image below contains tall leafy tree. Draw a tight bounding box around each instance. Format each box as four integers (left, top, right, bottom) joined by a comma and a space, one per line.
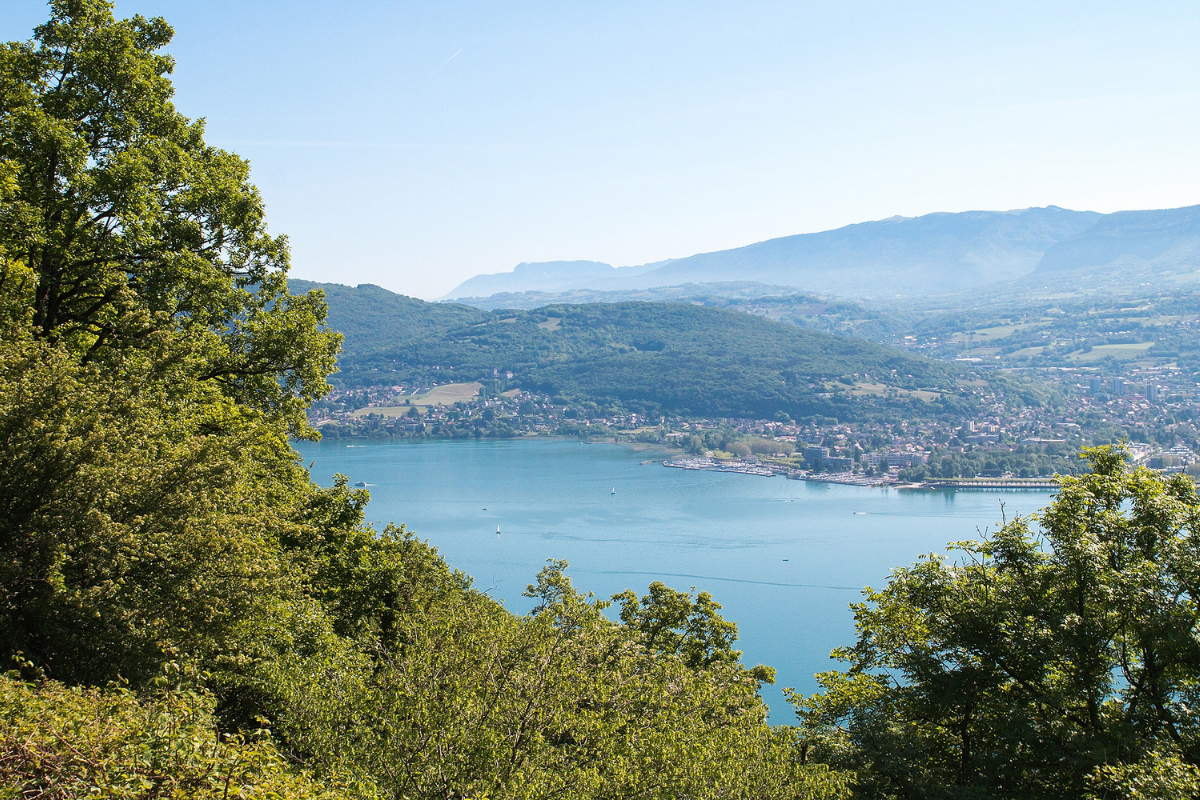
0, 0, 338, 432
0, 0, 340, 684
794, 445, 1200, 799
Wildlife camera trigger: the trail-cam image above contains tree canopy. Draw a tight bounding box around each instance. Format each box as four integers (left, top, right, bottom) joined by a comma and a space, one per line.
0, 0, 339, 435
793, 445, 1200, 799
0, 0, 341, 688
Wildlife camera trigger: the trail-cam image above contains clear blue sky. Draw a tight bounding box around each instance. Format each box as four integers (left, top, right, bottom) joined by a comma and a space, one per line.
6, 1, 1200, 298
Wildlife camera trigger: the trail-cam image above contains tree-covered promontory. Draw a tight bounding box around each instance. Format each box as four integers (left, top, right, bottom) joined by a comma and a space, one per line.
293, 278, 968, 423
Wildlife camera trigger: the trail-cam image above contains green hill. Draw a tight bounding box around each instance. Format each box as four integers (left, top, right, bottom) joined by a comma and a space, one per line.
296, 281, 964, 420
290, 279, 488, 351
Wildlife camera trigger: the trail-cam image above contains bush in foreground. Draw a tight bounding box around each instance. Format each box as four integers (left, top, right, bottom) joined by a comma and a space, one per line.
0, 668, 350, 800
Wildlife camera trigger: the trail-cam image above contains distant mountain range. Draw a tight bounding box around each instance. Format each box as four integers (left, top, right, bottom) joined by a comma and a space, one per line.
1034, 205, 1200, 276
442, 204, 1200, 301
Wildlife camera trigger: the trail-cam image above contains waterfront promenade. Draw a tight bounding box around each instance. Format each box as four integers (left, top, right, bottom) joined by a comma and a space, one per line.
662, 457, 1061, 491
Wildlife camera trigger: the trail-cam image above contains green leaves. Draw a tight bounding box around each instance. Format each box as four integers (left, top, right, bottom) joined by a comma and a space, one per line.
794, 445, 1200, 798
0, 0, 340, 436
266, 556, 834, 800
1087, 748, 1200, 799
613, 580, 751, 673
0, 669, 347, 800
0, 0, 345, 687
0, 328, 312, 686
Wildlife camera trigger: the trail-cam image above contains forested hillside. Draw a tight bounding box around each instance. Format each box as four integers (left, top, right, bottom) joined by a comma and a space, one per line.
290, 279, 488, 351
296, 280, 965, 420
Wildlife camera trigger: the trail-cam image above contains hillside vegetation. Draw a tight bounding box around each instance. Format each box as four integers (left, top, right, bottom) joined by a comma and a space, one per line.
291, 280, 488, 349
294, 280, 964, 420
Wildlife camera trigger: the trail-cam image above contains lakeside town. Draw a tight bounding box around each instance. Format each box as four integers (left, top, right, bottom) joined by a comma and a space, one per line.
307, 366, 1200, 488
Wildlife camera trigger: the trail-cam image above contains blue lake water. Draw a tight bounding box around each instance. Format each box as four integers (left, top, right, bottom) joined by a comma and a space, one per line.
294, 437, 1054, 720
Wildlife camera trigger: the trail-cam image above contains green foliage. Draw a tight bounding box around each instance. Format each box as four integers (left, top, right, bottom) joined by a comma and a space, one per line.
794, 445, 1200, 799
289, 279, 486, 359
613, 580, 744, 670
0, 326, 314, 686
0, 0, 339, 688
302, 281, 962, 420
1087, 749, 1200, 799
749, 436, 793, 455
0, 668, 345, 800
915, 442, 1078, 479
0, 0, 340, 437
256, 560, 840, 800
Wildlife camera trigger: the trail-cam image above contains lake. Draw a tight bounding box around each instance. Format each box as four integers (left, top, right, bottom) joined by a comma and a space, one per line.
294, 437, 1055, 720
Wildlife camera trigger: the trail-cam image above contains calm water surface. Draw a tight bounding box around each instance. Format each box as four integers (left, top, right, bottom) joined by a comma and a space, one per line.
295, 438, 1054, 718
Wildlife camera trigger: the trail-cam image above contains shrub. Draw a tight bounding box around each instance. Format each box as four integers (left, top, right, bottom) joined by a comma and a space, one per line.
0, 670, 353, 800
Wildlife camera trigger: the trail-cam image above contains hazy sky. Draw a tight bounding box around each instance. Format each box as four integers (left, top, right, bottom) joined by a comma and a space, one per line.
6, 2, 1200, 298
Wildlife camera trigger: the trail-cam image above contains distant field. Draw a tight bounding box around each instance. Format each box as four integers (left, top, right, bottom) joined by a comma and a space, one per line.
843, 382, 940, 401
351, 407, 411, 418
848, 382, 888, 397
413, 382, 484, 404
960, 322, 1044, 341
969, 325, 1021, 339
1067, 342, 1155, 362
351, 382, 482, 417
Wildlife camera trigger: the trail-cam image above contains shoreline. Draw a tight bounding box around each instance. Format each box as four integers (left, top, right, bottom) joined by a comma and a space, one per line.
661, 456, 1059, 491
301, 437, 1060, 492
